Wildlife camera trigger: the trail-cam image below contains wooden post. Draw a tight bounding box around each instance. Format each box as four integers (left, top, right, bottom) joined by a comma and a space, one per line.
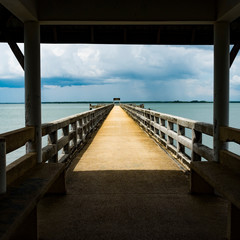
192, 129, 202, 161
63, 126, 69, 154
0, 138, 6, 194
71, 122, 77, 147
167, 121, 174, 147
213, 21, 229, 162
48, 131, 58, 163
24, 21, 42, 163
160, 119, 166, 141
177, 125, 185, 154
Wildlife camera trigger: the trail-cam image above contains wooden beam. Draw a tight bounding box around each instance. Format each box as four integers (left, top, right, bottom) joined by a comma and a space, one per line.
7, 40, 24, 70
38, 0, 216, 24
0, 0, 37, 22
230, 42, 240, 67
217, 0, 240, 22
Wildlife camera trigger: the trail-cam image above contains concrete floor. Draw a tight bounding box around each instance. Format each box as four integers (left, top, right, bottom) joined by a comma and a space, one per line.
38, 106, 228, 240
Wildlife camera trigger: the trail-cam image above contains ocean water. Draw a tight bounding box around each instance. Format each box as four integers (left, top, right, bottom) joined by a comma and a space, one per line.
1, 103, 92, 165
0, 102, 239, 164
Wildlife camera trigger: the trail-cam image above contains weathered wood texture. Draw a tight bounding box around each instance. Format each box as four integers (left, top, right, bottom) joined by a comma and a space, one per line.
190, 161, 240, 240
0, 163, 66, 240
6, 152, 37, 186
0, 104, 113, 194
121, 104, 213, 168
41, 104, 113, 163
220, 126, 240, 174
0, 127, 35, 154
220, 126, 240, 144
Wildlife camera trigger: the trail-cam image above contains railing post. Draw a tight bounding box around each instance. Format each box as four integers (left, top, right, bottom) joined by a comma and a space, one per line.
48, 131, 58, 163
90, 113, 94, 130
192, 129, 202, 161
71, 122, 77, 148
154, 116, 159, 136
160, 118, 166, 141
167, 121, 173, 147
79, 118, 83, 143
0, 138, 6, 194
63, 126, 69, 154
83, 118, 86, 142
177, 125, 185, 154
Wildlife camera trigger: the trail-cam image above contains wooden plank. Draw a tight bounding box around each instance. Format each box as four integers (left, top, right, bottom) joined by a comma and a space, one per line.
6, 153, 37, 186
220, 126, 240, 144
42, 105, 113, 136
57, 136, 69, 151
194, 122, 213, 136
42, 144, 57, 162
190, 161, 240, 209
220, 149, 240, 174
192, 143, 214, 161
178, 135, 192, 149
0, 127, 35, 153
0, 163, 65, 240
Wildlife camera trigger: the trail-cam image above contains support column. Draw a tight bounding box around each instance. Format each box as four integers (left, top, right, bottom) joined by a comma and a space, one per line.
213, 22, 229, 162
24, 21, 42, 163
0, 138, 6, 194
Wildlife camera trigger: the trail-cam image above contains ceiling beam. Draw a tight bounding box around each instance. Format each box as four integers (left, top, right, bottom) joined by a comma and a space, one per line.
7, 41, 24, 70
217, 0, 240, 22
230, 42, 240, 67
0, 0, 37, 22
38, 0, 216, 25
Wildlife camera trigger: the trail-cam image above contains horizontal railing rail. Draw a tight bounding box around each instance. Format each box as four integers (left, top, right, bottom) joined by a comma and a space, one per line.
121, 104, 214, 167
0, 104, 113, 193
0, 127, 36, 192
41, 104, 113, 163
219, 126, 240, 173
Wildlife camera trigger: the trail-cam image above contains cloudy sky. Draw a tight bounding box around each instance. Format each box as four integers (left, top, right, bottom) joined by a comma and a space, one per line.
0, 43, 240, 102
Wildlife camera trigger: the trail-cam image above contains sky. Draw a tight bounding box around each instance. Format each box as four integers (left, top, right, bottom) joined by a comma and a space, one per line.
0, 43, 240, 102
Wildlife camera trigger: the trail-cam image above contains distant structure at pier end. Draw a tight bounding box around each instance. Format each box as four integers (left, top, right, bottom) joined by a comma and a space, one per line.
113, 98, 120, 105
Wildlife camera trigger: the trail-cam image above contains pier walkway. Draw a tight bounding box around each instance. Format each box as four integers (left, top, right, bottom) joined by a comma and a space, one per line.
38, 106, 227, 240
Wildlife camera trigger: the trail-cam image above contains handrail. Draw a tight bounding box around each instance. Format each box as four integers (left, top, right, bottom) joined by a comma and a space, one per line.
0, 127, 35, 154
219, 126, 240, 173
41, 105, 113, 163
121, 104, 214, 167
0, 104, 113, 193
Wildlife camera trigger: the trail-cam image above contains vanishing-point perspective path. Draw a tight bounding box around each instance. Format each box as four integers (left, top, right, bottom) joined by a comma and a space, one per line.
39, 106, 227, 240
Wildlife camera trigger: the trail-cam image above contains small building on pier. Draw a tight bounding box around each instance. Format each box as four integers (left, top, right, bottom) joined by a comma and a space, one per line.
113, 98, 121, 105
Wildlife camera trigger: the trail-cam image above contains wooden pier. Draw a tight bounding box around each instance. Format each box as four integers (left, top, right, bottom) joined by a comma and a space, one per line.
38, 106, 227, 240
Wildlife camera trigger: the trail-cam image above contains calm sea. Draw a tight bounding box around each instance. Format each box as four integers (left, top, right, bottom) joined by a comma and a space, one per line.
1, 102, 239, 164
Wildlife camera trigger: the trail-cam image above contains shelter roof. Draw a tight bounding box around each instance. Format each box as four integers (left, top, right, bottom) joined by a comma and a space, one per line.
0, 0, 240, 44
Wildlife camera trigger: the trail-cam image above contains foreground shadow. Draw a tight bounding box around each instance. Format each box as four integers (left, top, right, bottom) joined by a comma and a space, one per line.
38, 168, 228, 240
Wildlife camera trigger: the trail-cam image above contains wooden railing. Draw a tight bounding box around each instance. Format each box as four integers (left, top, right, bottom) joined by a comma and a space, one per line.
0, 104, 113, 193
121, 104, 214, 167
42, 104, 113, 163
220, 126, 240, 173
0, 127, 36, 192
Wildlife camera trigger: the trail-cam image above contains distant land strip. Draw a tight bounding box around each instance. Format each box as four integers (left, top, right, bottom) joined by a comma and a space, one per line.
1, 101, 240, 104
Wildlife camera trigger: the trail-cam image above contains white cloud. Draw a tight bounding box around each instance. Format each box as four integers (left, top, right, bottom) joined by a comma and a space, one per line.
231, 75, 240, 85
43, 85, 60, 89
0, 43, 24, 79
2, 43, 240, 101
